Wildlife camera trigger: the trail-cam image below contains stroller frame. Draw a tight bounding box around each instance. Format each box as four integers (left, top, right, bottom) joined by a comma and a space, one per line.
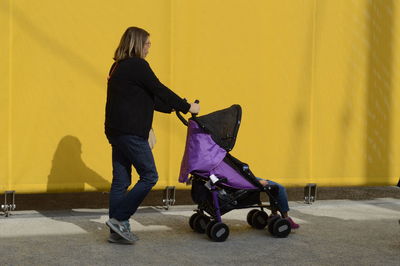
177, 105, 292, 241
190, 153, 282, 221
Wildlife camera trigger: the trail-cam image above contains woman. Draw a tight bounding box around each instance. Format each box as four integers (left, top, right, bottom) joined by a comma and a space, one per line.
105, 27, 200, 244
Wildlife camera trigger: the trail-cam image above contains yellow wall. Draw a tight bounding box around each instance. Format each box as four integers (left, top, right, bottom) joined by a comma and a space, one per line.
0, 0, 399, 193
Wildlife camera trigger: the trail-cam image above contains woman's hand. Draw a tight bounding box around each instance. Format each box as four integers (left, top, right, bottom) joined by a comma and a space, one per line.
189, 103, 200, 114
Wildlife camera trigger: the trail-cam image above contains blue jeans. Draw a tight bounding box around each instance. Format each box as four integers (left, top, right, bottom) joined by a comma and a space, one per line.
257, 178, 290, 213
107, 135, 158, 221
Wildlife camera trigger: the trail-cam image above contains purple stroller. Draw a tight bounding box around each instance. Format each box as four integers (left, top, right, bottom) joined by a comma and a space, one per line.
177, 104, 291, 242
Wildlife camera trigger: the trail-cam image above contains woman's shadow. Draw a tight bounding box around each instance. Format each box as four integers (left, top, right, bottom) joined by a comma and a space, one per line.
47, 135, 110, 193
42, 136, 111, 238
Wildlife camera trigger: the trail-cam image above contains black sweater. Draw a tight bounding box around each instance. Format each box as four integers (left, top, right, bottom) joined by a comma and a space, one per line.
105, 57, 190, 138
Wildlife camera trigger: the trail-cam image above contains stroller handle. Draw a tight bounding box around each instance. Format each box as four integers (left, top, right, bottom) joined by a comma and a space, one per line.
176, 99, 200, 126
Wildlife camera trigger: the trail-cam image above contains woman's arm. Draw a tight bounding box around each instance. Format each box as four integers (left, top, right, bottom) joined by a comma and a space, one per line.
138, 59, 191, 113
154, 96, 173, 113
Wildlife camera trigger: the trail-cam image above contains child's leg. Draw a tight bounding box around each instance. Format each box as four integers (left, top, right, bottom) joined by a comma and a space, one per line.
258, 178, 300, 229
265, 180, 290, 217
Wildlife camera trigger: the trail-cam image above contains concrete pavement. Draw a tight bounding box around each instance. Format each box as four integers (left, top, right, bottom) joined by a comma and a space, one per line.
0, 198, 399, 266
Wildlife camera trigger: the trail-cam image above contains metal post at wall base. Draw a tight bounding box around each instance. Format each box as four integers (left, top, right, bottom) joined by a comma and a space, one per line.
162, 186, 176, 210
1, 191, 16, 217
304, 184, 317, 204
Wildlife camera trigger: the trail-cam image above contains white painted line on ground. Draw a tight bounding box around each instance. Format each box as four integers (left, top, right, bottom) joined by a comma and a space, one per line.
292, 199, 400, 220
0, 217, 86, 238
90, 215, 172, 232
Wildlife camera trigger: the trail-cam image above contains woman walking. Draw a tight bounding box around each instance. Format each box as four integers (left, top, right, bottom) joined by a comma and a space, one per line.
105, 27, 200, 244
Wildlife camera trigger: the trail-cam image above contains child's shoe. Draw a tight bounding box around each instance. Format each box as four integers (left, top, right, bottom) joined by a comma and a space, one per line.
286, 217, 300, 229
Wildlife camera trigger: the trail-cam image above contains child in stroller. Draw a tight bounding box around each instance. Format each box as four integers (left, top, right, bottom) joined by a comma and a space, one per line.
177, 104, 299, 242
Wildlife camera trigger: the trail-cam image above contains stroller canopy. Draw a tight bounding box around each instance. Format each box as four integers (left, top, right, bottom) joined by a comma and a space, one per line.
195, 104, 242, 152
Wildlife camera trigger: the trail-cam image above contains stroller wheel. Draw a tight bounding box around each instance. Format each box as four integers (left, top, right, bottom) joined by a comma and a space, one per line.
267, 215, 281, 235
246, 209, 259, 226
206, 220, 218, 239
193, 214, 210, 233
272, 218, 291, 238
189, 213, 200, 230
209, 222, 230, 242
251, 210, 269, 229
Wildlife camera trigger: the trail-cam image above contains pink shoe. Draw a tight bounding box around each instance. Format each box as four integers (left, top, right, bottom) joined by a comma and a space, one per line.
286, 217, 300, 229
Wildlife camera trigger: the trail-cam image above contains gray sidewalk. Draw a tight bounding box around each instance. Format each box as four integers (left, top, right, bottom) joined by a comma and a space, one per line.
1, 198, 399, 266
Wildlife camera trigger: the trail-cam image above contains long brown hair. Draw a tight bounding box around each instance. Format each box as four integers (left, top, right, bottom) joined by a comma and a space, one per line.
113, 27, 149, 61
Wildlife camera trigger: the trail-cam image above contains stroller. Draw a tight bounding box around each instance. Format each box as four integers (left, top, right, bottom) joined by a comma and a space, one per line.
177, 104, 292, 242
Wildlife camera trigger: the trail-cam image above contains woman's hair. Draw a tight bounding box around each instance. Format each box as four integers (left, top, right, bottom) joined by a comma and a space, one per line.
113, 27, 150, 61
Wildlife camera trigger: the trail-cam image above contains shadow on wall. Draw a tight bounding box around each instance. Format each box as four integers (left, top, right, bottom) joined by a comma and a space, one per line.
365, 0, 395, 184
47, 135, 110, 193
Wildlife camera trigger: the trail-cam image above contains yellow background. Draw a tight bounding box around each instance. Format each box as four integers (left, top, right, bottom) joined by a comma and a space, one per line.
1, 0, 399, 193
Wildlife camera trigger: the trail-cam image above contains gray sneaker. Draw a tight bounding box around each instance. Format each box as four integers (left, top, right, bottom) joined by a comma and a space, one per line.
108, 232, 136, 245
106, 218, 138, 243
